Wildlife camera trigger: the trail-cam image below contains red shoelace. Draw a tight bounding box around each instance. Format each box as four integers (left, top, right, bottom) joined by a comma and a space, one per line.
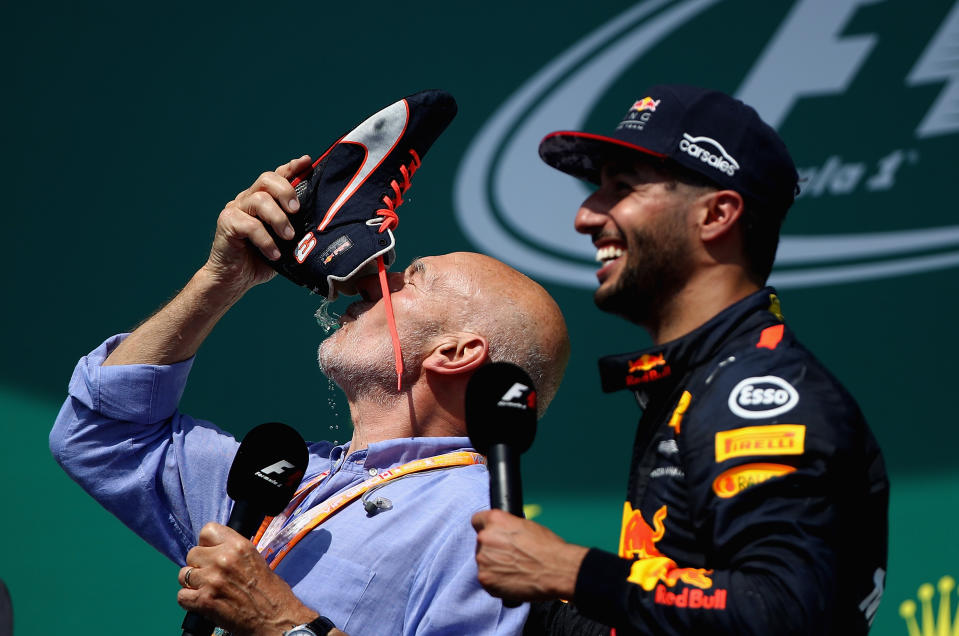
374, 149, 421, 390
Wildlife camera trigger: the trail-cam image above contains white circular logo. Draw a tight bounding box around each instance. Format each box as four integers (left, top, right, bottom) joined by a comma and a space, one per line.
728, 376, 799, 420
453, 0, 959, 289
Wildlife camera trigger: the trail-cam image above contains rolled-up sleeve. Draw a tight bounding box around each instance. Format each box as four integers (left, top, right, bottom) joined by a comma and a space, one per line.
50, 334, 239, 564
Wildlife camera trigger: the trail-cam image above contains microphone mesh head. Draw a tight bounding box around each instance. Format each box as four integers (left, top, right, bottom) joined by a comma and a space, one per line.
465, 362, 537, 455
226, 422, 308, 516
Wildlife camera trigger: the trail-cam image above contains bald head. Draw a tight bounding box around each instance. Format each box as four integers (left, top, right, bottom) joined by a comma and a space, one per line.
431, 252, 570, 414
323, 252, 569, 414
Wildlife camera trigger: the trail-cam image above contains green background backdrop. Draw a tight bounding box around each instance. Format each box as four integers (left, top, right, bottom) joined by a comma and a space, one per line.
4, 1, 957, 634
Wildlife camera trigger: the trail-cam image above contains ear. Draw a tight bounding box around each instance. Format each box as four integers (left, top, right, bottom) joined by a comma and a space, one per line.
421, 333, 489, 376
698, 189, 745, 242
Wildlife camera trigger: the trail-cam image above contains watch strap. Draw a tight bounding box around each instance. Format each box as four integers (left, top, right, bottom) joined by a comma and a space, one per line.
284, 615, 336, 636
306, 615, 336, 635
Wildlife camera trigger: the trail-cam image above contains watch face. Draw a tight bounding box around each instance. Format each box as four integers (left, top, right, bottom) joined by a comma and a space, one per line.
283, 628, 316, 636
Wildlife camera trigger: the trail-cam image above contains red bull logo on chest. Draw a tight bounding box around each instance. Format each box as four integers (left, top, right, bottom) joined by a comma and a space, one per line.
619, 502, 722, 599
655, 584, 728, 609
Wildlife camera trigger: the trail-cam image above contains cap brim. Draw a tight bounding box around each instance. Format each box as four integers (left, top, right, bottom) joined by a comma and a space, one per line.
538, 131, 667, 184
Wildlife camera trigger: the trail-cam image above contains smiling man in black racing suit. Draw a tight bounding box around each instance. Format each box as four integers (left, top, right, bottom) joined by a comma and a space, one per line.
471, 84, 889, 635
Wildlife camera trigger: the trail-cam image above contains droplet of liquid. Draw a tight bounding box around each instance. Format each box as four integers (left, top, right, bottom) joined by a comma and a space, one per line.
314, 299, 341, 335
326, 378, 345, 445
327, 379, 340, 416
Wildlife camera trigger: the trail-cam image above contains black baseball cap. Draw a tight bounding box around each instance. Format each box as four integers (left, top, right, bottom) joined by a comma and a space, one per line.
539, 84, 799, 210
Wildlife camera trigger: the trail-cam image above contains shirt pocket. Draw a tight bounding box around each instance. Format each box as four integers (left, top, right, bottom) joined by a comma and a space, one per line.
285, 551, 376, 628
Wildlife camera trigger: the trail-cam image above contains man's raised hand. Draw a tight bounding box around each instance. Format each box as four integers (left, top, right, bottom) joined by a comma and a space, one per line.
203, 155, 313, 294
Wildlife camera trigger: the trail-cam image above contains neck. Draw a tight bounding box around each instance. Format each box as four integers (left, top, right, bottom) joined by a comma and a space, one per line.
647, 266, 759, 345
343, 381, 465, 452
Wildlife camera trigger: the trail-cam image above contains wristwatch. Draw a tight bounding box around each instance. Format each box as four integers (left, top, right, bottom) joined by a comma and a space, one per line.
283, 615, 336, 636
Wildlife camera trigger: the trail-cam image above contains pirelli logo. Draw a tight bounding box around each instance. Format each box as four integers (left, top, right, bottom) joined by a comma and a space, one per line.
714, 424, 806, 462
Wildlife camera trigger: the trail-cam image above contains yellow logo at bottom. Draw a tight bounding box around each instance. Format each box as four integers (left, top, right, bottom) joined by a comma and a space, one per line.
899, 575, 957, 636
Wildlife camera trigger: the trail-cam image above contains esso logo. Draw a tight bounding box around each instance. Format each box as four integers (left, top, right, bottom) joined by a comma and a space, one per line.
728, 376, 799, 419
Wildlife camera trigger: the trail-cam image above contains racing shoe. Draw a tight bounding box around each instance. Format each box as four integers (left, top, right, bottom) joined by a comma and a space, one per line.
267, 89, 458, 299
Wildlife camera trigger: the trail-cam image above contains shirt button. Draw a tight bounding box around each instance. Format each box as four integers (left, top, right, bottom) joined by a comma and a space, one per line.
368, 468, 378, 476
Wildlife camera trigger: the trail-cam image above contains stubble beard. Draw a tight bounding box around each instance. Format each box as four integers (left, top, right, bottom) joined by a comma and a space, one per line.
317, 318, 436, 405
594, 216, 694, 328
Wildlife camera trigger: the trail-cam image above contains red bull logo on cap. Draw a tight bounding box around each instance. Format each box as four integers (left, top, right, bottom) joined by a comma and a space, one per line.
630, 96, 661, 113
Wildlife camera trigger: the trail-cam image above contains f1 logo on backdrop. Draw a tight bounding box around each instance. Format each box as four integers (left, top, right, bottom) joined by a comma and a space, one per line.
454, 0, 959, 289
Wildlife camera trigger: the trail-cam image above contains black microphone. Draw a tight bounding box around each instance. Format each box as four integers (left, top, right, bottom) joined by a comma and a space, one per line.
465, 362, 537, 516
181, 422, 308, 636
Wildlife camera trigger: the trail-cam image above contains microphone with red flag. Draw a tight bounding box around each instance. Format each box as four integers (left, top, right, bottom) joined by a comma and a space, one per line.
465, 362, 537, 517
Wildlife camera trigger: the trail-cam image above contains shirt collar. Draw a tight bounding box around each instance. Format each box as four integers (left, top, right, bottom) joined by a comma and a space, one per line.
598, 287, 783, 401
336, 436, 475, 472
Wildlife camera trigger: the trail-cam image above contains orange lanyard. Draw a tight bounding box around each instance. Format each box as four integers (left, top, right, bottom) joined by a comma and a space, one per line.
253, 451, 485, 569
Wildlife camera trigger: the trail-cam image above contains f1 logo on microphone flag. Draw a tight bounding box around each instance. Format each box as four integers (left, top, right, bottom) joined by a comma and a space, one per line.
258, 460, 296, 476
498, 383, 537, 410
255, 460, 305, 488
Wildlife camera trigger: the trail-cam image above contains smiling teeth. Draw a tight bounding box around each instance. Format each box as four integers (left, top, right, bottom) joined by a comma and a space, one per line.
596, 245, 625, 263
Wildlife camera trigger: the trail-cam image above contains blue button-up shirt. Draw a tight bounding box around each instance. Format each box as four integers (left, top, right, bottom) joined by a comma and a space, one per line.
50, 335, 527, 635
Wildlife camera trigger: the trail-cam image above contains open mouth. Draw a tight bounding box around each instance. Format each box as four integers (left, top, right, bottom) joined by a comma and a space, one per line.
594, 241, 626, 281
596, 244, 625, 265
